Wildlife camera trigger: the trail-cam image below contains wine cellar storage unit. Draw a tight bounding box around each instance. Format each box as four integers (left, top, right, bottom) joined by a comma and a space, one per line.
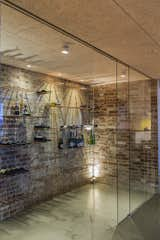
0, 64, 95, 220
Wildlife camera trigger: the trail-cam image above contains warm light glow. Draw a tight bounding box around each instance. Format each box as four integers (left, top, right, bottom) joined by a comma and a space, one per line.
27, 64, 31, 68
120, 74, 126, 78
61, 44, 69, 55
140, 118, 151, 130
89, 164, 100, 178
61, 49, 69, 54
84, 125, 92, 131
94, 164, 100, 177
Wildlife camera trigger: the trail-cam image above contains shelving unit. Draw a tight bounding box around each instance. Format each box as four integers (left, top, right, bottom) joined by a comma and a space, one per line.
0, 81, 93, 220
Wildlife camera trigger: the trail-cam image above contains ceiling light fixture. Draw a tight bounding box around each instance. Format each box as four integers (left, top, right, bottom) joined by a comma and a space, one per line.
27, 64, 31, 68
61, 44, 69, 55
120, 74, 126, 78
120, 70, 127, 78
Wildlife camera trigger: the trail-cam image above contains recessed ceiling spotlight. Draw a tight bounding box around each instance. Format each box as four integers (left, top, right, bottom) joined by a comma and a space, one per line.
27, 64, 31, 68
120, 70, 127, 78
120, 74, 126, 78
61, 44, 69, 55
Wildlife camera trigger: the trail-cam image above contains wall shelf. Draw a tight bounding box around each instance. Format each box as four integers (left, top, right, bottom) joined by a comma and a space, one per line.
0, 168, 29, 178
0, 143, 31, 147
34, 125, 50, 129
34, 137, 51, 142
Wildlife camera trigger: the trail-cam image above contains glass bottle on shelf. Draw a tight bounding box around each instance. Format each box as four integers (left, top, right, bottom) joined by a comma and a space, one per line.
14, 103, 20, 115
58, 126, 64, 149
20, 98, 24, 114
23, 105, 29, 115
10, 104, 15, 115
89, 128, 95, 145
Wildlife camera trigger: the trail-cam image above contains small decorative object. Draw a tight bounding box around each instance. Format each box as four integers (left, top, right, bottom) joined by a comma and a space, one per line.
22, 104, 30, 116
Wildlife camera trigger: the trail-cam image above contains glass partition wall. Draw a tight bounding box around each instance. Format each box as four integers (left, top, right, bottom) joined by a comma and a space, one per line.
0, 2, 157, 239
117, 65, 157, 223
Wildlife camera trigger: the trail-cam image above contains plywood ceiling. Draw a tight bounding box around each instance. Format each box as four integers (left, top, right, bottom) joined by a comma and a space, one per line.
4, 0, 160, 80
0, 3, 148, 85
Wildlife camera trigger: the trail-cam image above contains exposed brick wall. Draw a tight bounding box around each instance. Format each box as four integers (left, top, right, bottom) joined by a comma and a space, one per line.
92, 79, 158, 192
0, 63, 158, 221
0, 64, 93, 220
91, 84, 117, 185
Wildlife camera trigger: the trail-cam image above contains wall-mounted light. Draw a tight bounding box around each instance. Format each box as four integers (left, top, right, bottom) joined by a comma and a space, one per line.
26, 64, 31, 68
61, 44, 69, 55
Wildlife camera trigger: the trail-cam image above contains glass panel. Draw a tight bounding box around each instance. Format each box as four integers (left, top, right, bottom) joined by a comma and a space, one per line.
129, 69, 155, 213
91, 57, 117, 234
0, 2, 157, 238
117, 63, 130, 222
0, 3, 118, 240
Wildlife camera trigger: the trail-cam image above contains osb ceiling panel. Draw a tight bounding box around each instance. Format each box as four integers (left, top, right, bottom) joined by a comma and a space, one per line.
0, 2, 149, 86
1, 4, 118, 85
7, 0, 160, 79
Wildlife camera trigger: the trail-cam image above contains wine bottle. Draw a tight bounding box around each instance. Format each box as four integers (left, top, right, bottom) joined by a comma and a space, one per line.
15, 103, 20, 115
23, 105, 28, 115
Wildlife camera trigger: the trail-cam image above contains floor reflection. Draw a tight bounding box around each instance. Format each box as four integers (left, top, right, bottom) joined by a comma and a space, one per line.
0, 183, 155, 240
113, 194, 160, 240
0, 184, 117, 240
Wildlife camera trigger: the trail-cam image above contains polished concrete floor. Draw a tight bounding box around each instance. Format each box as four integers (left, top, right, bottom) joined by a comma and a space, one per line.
113, 194, 160, 240
0, 184, 154, 240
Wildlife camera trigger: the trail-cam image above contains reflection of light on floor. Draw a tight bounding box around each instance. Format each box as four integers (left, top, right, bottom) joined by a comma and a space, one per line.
88, 164, 100, 178
0, 184, 154, 240
94, 164, 100, 177
113, 194, 158, 240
